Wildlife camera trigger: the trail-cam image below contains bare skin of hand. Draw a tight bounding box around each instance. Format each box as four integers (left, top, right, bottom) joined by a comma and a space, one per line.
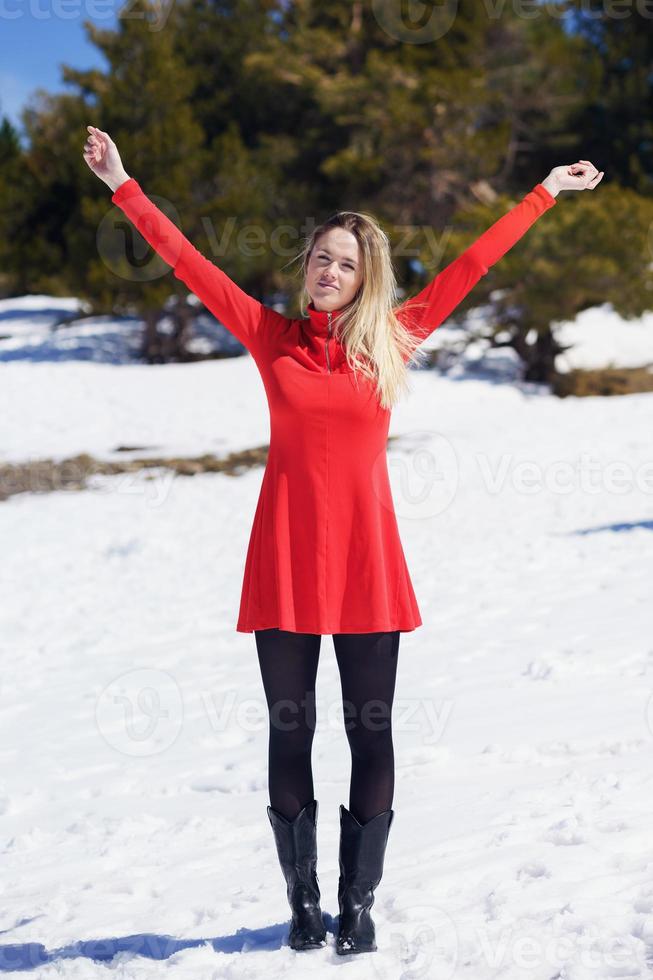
541, 160, 605, 198
82, 126, 130, 192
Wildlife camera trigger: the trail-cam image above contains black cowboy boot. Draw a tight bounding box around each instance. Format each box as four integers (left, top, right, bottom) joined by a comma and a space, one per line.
336, 803, 395, 954
267, 798, 327, 950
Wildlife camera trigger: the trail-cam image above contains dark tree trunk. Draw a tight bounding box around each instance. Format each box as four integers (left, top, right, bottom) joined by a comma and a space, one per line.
170, 298, 194, 361
492, 325, 571, 385
141, 309, 164, 363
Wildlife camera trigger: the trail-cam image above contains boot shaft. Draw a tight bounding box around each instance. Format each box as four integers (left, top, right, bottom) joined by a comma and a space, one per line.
267, 799, 320, 899
338, 804, 394, 892
268, 799, 318, 863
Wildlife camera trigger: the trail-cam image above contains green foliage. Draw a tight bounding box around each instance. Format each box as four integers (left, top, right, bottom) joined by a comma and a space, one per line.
567, 0, 653, 195
0, 0, 651, 380
426, 183, 653, 381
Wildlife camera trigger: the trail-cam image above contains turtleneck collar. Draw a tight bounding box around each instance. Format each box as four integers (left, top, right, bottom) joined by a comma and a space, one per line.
305, 300, 344, 337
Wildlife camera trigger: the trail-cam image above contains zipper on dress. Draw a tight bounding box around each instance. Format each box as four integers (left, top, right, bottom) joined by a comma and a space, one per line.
326, 311, 332, 374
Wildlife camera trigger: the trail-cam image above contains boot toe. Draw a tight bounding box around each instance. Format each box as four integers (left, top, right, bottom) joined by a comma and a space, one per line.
336, 911, 377, 953
289, 908, 327, 949
289, 923, 327, 950
336, 933, 377, 954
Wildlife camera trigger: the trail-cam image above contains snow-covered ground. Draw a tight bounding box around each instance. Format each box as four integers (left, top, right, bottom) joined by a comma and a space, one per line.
1, 296, 653, 978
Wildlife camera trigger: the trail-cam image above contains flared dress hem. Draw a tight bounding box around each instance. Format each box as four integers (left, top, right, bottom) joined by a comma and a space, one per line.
236, 617, 423, 635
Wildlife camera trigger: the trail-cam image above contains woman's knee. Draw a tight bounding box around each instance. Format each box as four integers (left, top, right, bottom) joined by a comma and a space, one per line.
343, 698, 394, 758
267, 695, 316, 756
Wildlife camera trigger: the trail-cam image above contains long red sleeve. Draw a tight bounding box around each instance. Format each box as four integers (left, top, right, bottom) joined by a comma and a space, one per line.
396, 182, 557, 343
110, 178, 269, 355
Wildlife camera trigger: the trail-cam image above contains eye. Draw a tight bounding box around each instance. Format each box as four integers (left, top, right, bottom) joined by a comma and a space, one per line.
317, 252, 354, 271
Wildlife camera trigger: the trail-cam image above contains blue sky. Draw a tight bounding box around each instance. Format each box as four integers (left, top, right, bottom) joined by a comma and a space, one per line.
1, 6, 117, 140
1, 0, 574, 147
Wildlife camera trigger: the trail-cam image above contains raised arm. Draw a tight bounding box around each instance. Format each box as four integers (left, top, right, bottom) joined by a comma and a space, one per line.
396, 181, 558, 345
111, 177, 268, 355
83, 126, 269, 357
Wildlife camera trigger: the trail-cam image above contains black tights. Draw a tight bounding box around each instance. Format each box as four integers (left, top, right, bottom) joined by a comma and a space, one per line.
255, 628, 400, 826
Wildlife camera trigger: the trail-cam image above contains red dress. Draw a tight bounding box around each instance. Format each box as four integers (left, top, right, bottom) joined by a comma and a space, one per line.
111, 179, 557, 634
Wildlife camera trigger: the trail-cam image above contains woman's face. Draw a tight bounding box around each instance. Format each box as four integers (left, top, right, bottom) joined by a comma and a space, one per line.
306, 227, 364, 312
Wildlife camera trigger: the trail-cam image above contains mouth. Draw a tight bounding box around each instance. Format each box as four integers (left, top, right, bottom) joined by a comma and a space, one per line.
318, 282, 338, 290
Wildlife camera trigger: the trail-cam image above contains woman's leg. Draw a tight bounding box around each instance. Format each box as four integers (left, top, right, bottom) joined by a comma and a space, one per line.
332, 630, 400, 824
255, 627, 322, 821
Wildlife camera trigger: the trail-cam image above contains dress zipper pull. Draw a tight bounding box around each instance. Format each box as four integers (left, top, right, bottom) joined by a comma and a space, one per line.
326, 312, 332, 374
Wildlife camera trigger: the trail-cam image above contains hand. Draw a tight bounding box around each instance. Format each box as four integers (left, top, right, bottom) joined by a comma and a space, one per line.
547, 160, 605, 195
82, 125, 130, 192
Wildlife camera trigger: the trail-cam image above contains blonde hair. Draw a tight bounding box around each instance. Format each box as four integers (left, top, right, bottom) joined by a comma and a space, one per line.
292, 210, 430, 411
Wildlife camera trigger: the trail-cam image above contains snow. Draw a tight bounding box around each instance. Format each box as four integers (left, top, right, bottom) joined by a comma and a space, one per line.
1, 297, 653, 978
554, 304, 653, 372
416, 299, 653, 378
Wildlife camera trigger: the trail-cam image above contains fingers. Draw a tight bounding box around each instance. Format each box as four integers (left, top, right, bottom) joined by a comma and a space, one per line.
89, 125, 111, 140
86, 125, 111, 144
569, 160, 597, 171
568, 161, 602, 187
562, 159, 605, 190
83, 126, 105, 163
587, 171, 605, 189
85, 128, 101, 155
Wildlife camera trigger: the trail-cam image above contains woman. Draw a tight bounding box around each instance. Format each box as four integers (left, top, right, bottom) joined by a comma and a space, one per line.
83, 125, 604, 955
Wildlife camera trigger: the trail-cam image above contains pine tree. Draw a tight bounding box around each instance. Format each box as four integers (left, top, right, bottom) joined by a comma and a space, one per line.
567, 0, 653, 194
62, 0, 207, 360
429, 183, 653, 382
0, 116, 25, 295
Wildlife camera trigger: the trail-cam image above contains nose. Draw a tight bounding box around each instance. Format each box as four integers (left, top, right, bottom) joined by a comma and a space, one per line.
321, 263, 337, 281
